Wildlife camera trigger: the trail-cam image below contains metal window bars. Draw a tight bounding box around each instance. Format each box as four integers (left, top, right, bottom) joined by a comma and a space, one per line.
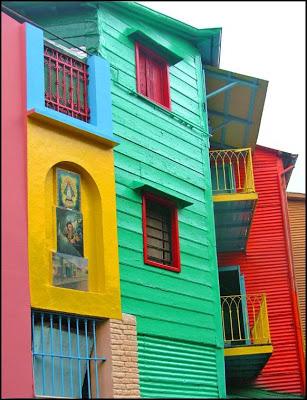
146, 201, 173, 265
209, 148, 256, 194
44, 44, 90, 122
220, 294, 271, 346
31, 310, 105, 398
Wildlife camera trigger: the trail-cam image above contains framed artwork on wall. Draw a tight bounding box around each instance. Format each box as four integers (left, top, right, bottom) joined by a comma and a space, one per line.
56, 207, 84, 257
56, 168, 81, 211
52, 252, 88, 291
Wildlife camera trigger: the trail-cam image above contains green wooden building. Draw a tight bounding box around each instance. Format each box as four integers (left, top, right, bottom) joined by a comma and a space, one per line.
4, 1, 227, 397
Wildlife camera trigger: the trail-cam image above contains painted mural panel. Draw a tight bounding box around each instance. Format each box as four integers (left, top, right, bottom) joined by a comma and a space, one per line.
56, 207, 84, 257
52, 252, 88, 291
57, 168, 81, 211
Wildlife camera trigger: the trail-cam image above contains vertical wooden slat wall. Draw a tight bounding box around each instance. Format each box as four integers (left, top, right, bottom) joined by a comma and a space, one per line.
218, 146, 304, 395
287, 192, 306, 347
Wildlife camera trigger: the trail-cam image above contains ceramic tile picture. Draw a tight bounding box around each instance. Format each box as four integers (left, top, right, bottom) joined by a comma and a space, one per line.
56, 207, 84, 257
57, 168, 81, 210
52, 252, 88, 291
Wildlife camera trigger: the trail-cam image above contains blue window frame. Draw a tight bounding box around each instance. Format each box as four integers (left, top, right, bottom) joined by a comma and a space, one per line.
31, 310, 105, 398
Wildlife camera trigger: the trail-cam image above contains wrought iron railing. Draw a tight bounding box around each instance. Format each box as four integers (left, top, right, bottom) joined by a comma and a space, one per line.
220, 294, 271, 346
32, 310, 105, 398
209, 148, 256, 195
44, 44, 90, 122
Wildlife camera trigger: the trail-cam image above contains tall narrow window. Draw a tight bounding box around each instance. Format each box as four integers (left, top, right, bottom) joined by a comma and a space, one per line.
142, 193, 180, 272
135, 42, 171, 110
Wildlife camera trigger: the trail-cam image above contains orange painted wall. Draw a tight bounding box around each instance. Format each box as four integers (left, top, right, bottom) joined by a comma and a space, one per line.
287, 193, 306, 346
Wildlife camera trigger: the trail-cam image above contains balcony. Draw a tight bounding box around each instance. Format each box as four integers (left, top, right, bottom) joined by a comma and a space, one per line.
44, 44, 90, 122
209, 147, 258, 252
25, 22, 118, 145
221, 293, 273, 383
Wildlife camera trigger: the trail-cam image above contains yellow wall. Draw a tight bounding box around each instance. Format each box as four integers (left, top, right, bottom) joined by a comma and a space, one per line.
27, 117, 121, 318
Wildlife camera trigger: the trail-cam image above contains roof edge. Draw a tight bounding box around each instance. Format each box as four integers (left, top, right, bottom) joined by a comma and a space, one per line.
287, 192, 306, 200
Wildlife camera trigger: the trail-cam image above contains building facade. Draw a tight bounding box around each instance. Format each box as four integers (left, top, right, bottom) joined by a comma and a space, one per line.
2, 2, 226, 398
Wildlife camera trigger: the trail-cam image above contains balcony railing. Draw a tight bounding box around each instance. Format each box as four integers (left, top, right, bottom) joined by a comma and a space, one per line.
209, 148, 255, 195
44, 44, 90, 122
220, 294, 271, 346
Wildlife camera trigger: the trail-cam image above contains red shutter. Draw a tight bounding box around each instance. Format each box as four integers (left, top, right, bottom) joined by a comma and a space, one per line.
135, 42, 171, 110
138, 50, 147, 97
151, 60, 164, 105
145, 56, 155, 100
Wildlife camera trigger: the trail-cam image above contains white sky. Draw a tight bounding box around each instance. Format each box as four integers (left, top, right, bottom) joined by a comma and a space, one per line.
138, 1, 306, 193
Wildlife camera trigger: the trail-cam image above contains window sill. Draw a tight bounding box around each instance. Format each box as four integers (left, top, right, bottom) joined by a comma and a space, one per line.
133, 91, 172, 113
27, 107, 120, 147
145, 258, 181, 273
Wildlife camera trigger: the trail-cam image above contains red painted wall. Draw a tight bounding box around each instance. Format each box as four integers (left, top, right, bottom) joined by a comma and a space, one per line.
1, 12, 34, 398
218, 146, 305, 395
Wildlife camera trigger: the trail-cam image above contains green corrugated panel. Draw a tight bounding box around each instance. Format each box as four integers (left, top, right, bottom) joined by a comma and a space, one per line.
138, 335, 220, 398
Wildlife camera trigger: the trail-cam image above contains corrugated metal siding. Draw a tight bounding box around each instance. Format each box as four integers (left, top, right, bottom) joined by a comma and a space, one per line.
218, 147, 304, 395
137, 334, 220, 398
287, 195, 306, 345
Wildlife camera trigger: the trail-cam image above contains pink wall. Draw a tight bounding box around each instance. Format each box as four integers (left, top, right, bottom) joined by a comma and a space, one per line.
1, 12, 34, 398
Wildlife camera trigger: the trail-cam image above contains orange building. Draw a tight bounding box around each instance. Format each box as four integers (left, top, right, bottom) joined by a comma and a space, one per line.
287, 192, 306, 347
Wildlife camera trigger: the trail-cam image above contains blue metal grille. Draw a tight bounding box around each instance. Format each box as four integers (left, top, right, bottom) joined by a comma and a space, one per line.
31, 310, 105, 398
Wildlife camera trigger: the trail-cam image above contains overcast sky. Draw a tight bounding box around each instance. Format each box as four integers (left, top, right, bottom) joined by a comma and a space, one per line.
138, 1, 306, 193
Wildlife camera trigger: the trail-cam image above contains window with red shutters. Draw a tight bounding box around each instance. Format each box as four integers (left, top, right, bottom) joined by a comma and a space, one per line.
142, 193, 180, 272
135, 42, 171, 110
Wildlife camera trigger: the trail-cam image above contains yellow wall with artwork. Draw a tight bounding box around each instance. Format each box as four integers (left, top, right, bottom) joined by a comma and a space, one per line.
27, 116, 121, 318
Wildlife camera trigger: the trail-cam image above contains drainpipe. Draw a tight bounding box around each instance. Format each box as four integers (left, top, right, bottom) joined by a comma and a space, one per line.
278, 163, 306, 395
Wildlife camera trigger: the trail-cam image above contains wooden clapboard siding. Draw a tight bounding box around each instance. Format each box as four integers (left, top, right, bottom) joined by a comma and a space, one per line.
97, 4, 225, 397
97, 3, 222, 346
287, 192, 306, 346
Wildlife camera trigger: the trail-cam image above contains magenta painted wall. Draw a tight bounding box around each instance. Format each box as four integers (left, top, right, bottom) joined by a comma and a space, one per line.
1, 12, 34, 398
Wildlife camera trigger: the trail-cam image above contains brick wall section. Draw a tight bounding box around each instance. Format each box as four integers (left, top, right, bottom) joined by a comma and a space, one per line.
110, 314, 140, 398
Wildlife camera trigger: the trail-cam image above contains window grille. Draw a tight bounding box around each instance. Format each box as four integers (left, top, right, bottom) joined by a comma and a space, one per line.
146, 200, 173, 265
44, 45, 90, 122
142, 192, 180, 272
32, 310, 105, 398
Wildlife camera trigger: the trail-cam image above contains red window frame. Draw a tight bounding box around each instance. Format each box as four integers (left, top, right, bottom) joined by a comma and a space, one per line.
135, 41, 171, 110
142, 192, 180, 272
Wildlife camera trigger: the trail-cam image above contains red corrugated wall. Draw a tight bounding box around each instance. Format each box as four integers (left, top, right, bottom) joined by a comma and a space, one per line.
218, 146, 305, 395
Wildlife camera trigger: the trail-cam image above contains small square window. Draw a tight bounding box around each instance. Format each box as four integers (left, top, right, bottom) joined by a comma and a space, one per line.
142, 193, 180, 272
135, 42, 171, 110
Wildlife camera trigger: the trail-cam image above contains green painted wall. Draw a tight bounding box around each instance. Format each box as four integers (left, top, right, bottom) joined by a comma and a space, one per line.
14, 2, 226, 397
98, 4, 225, 397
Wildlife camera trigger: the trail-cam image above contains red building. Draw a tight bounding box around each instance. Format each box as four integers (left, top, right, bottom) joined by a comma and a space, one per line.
217, 145, 305, 396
